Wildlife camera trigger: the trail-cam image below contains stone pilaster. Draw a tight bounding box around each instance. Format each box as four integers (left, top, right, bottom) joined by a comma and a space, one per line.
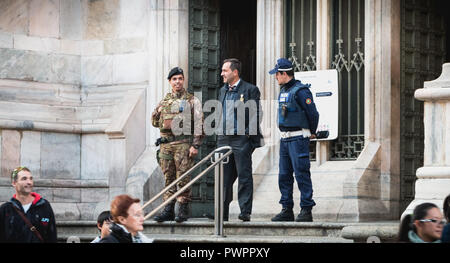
338, 0, 401, 221
148, 0, 189, 146
402, 63, 450, 217
256, 0, 283, 149
315, 0, 332, 165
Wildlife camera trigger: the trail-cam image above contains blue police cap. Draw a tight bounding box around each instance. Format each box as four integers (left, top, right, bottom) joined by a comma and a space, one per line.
167, 67, 184, 80
268, 58, 293, 75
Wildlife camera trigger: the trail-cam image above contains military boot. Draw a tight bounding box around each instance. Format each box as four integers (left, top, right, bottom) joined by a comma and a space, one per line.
295, 207, 313, 222
175, 202, 189, 223
271, 208, 294, 222
154, 201, 175, 222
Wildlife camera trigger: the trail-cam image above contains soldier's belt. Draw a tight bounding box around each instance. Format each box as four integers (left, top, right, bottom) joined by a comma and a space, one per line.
160, 135, 189, 144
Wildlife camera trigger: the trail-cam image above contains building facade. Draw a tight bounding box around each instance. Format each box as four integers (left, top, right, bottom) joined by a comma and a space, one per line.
0, 0, 448, 222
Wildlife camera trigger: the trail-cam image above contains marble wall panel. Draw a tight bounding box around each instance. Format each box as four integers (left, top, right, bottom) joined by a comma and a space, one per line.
118, 0, 148, 38
84, 0, 120, 39
51, 203, 80, 220
41, 132, 80, 180
60, 0, 83, 40
81, 134, 108, 180
113, 52, 148, 84
29, 0, 60, 38
104, 38, 146, 55
20, 131, 41, 178
81, 55, 113, 85
81, 188, 108, 203
0, 33, 13, 49
53, 188, 81, 203
14, 35, 60, 53
0, 0, 29, 34
1, 130, 21, 178
0, 49, 80, 85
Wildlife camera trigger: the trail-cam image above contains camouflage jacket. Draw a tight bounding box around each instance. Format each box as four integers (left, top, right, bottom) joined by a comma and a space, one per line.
152, 89, 203, 147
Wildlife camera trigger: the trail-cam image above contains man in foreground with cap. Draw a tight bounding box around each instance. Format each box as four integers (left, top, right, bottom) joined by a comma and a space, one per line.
269, 58, 319, 222
0, 166, 57, 242
151, 67, 204, 223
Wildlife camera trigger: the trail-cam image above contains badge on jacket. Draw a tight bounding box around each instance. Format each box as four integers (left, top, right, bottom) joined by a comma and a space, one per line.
240, 94, 244, 102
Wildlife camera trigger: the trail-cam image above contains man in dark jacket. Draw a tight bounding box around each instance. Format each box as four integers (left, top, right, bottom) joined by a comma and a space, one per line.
0, 166, 57, 243
217, 58, 264, 222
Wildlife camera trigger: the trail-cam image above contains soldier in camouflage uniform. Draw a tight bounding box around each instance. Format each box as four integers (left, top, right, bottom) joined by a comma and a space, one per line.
151, 67, 203, 223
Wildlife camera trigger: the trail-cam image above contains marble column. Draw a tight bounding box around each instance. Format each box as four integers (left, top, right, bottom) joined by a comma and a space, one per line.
315, 0, 332, 165
256, 0, 283, 153
402, 63, 450, 217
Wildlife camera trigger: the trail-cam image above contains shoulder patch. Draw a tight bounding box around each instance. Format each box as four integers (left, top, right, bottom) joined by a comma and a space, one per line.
306, 98, 312, 105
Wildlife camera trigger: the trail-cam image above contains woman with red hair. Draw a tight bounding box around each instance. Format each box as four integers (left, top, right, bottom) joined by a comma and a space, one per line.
99, 195, 153, 243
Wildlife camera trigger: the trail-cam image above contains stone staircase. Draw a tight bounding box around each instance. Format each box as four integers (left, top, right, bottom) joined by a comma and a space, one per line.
57, 219, 400, 243
56, 147, 401, 243
57, 219, 354, 243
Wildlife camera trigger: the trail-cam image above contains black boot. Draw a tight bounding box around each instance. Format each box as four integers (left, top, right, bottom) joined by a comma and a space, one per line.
271, 208, 294, 222
175, 202, 189, 223
295, 207, 313, 222
154, 201, 175, 222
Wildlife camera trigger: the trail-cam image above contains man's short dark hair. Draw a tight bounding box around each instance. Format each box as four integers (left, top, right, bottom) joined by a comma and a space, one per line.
285, 69, 295, 77
223, 58, 242, 76
97, 211, 112, 227
11, 166, 31, 182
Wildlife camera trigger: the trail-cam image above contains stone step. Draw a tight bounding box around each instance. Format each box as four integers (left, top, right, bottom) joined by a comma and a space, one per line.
56, 220, 399, 243
59, 233, 353, 243
143, 221, 347, 237
56, 219, 350, 243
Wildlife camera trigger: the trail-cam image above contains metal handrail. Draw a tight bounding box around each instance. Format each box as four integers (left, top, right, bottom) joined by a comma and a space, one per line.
143, 146, 232, 236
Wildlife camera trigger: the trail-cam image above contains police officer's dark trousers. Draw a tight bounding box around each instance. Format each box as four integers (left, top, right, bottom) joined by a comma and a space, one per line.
278, 135, 316, 210
218, 135, 255, 220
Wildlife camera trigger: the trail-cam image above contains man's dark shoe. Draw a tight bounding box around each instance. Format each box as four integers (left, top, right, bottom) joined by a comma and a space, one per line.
238, 213, 251, 222
271, 208, 294, 222
154, 201, 175, 222
175, 202, 189, 223
295, 208, 313, 222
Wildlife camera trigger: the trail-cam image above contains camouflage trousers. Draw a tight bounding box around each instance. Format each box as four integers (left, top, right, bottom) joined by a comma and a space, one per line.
159, 142, 194, 204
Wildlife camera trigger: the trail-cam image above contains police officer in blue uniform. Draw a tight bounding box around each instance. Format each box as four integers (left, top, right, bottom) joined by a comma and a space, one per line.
269, 58, 319, 222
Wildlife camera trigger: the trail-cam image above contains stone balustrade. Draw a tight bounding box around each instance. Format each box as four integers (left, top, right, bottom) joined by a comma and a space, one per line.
402, 63, 450, 217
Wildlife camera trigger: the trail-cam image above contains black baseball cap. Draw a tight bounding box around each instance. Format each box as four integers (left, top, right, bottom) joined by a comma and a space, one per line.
167, 67, 184, 80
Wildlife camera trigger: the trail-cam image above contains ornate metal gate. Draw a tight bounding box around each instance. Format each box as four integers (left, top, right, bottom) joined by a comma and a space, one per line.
189, 0, 221, 216
286, 0, 365, 161
286, 0, 318, 160
400, 0, 446, 211
329, 0, 365, 160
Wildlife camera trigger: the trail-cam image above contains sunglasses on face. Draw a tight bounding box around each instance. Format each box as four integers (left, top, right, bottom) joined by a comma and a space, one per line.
419, 219, 447, 226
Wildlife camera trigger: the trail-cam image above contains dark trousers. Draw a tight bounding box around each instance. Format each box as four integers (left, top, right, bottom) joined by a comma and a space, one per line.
218, 135, 255, 219
278, 135, 316, 209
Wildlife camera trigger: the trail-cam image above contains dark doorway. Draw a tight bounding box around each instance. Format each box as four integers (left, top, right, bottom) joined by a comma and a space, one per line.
187, 0, 257, 217
400, 0, 448, 214
220, 0, 257, 84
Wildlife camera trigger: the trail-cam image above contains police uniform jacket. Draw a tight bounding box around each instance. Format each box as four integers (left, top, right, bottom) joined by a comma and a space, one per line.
278, 78, 319, 134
